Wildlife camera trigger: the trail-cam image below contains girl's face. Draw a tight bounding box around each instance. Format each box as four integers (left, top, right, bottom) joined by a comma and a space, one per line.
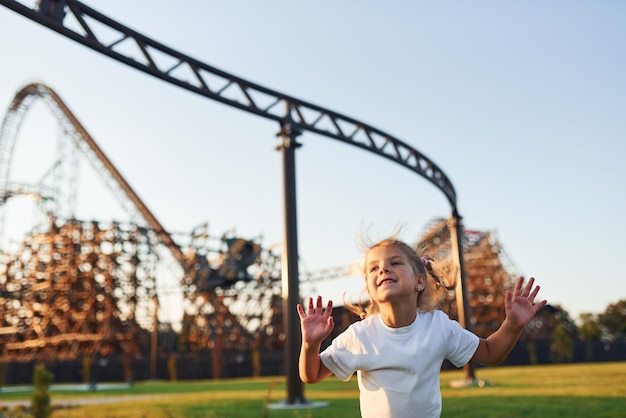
365, 244, 424, 306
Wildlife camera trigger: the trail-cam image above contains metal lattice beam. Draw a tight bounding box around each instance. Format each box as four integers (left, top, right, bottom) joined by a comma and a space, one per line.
0, 0, 458, 210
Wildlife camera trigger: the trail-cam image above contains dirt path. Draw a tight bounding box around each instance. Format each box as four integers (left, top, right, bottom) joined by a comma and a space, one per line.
0, 394, 162, 409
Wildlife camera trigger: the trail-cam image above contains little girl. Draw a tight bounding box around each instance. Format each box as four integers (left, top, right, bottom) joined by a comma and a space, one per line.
297, 237, 546, 418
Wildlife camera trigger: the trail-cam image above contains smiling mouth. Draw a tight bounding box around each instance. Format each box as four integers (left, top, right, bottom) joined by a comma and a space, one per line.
378, 278, 396, 286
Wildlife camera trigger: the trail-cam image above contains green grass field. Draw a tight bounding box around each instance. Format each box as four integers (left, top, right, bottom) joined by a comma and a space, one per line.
1, 362, 625, 417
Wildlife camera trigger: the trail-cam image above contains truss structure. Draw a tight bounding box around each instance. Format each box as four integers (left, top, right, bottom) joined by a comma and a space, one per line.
0, 217, 156, 360
0, 83, 283, 361
417, 218, 519, 338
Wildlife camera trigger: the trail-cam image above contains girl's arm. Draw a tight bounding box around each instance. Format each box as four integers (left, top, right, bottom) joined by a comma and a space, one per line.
299, 340, 333, 383
472, 277, 547, 364
472, 319, 526, 364
297, 296, 335, 383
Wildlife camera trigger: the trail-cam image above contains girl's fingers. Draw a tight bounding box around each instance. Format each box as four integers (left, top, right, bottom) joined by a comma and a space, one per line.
300, 296, 333, 317
521, 278, 529, 296
521, 277, 535, 297
302, 296, 330, 316
529, 285, 540, 301
316, 295, 323, 313
534, 299, 545, 312
514, 277, 524, 295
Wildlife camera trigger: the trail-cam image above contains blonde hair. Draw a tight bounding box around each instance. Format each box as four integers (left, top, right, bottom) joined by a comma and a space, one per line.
346, 237, 450, 319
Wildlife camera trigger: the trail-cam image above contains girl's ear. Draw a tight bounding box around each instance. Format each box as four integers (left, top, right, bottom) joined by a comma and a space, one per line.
416, 274, 426, 290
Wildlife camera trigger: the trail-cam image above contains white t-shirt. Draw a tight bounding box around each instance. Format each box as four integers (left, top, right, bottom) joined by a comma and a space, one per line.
320, 310, 479, 418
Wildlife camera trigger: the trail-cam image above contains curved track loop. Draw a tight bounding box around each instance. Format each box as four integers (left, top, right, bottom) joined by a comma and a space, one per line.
0, 82, 186, 266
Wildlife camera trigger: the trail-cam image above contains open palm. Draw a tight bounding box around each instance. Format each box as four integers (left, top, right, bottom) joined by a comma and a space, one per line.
297, 296, 335, 344
506, 277, 547, 328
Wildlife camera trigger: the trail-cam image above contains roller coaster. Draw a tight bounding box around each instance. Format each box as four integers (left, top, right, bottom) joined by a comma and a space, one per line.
0, 0, 492, 399
0, 81, 521, 385
0, 82, 288, 361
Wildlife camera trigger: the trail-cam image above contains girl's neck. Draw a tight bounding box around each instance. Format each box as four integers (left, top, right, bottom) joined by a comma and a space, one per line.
379, 304, 417, 328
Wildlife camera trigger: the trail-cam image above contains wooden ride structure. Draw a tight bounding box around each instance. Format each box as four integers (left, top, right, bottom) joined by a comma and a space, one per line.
0, 83, 282, 362
416, 218, 519, 338
0, 219, 156, 361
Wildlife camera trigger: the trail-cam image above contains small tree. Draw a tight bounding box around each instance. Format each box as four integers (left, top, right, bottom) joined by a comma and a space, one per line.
578, 313, 601, 341
578, 312, 602, 361
551, 322, 574, 362
598, 299, 626, 342
31, 363, 53, 418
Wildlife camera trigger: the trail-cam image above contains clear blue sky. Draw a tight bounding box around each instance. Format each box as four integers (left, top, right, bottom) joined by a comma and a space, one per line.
1, 1, 624, 324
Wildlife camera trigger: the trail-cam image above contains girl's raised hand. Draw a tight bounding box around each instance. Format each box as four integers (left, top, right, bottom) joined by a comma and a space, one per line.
297, 296, 335, 344
505, 277, 547, 329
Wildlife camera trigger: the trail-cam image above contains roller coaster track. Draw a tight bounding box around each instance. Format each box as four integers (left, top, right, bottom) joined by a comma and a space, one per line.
0, 83, 277, 360
0, 0, 473, 396
0, 82, 187, 267
0, 0, 458, 212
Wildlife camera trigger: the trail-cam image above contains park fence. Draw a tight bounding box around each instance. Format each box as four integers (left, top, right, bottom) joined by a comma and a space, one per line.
0, 339, 624, 386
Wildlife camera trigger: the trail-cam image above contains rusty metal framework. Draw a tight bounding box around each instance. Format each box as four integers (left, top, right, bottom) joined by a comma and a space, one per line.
179, 224, 284, 352
0, 83, 285, 361
0, 82, 186, 265
417, 218, 519, 338
0, 80, 348, 362
0, 217, 157, 361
